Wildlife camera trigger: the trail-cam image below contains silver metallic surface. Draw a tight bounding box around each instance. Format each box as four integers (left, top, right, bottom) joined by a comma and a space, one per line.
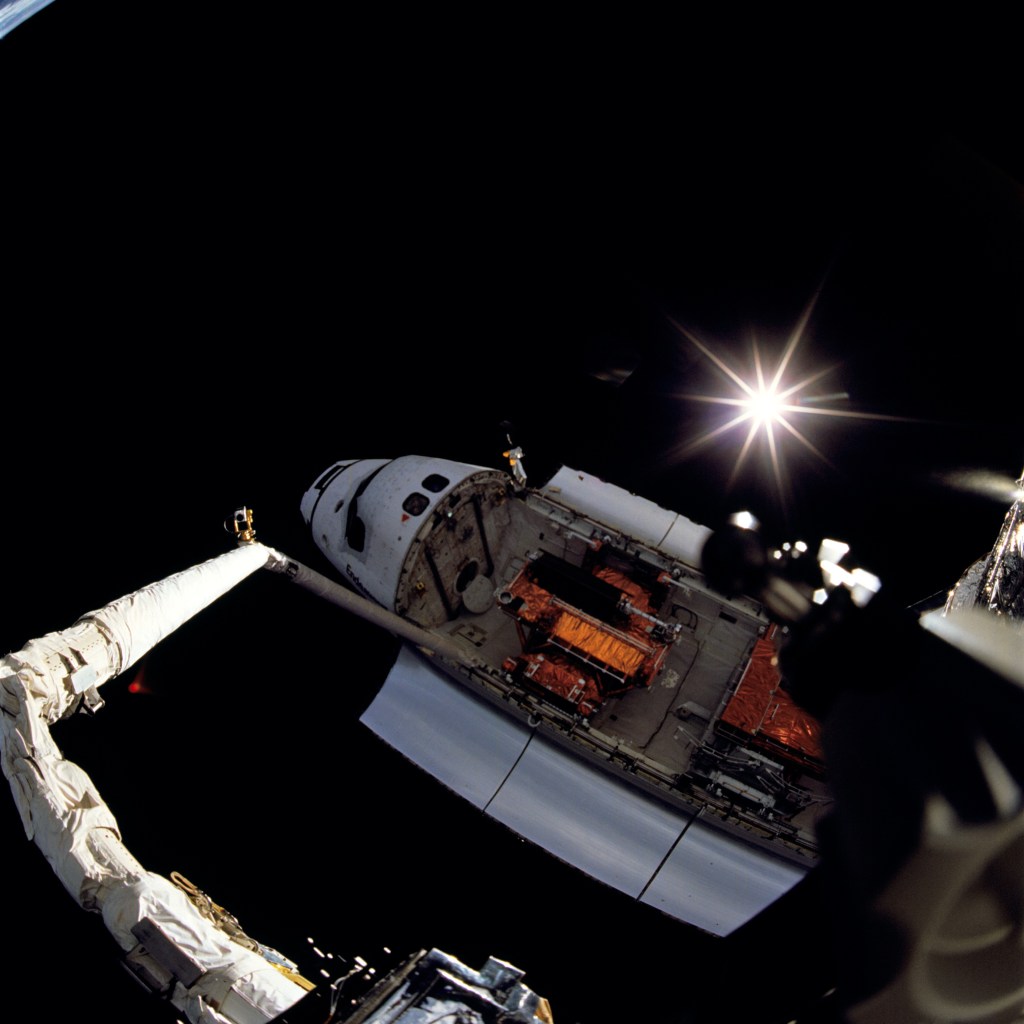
947, 475, 1024, 624
485, 731, 693, 897
640, 818, 808, 936
361, 645, 531, 809
363, 645, 808, 935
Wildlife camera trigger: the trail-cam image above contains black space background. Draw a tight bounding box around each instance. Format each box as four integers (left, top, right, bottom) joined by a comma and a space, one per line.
1, 8, 1022, 1022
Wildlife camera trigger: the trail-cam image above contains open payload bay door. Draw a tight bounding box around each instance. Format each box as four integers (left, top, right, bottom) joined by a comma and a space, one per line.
361, 645, 807, 937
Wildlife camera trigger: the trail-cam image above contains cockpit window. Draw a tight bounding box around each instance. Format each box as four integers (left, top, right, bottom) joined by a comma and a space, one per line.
345, 463, 390, 553
403, 492, 430, 516
314, 465, 342, 491
421, 474, 449, 493
346, 506, 366, 551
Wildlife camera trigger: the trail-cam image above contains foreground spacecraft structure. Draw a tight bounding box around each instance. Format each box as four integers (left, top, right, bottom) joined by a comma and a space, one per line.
301, 455, 828, 936
715, 471, 1024, 1024
341, 948, 554, 1024
0, 540, 552, 1024
0, 545, 313, 1023
946, 475, 1024, 623
840, 474, 1024, 1024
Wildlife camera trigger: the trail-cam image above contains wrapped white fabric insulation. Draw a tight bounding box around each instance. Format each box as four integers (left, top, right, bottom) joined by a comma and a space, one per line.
0, 544, 309, 1024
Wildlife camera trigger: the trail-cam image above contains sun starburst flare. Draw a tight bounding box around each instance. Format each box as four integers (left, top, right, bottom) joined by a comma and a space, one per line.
669, 294, 914, 499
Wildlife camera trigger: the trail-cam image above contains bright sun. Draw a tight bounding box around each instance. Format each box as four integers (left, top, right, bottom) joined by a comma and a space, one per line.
669, 291, 903, 498
745, 384, 786, 427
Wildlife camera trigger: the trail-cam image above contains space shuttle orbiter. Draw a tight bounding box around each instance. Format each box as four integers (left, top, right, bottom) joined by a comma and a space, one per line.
300, 454, 825, 937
